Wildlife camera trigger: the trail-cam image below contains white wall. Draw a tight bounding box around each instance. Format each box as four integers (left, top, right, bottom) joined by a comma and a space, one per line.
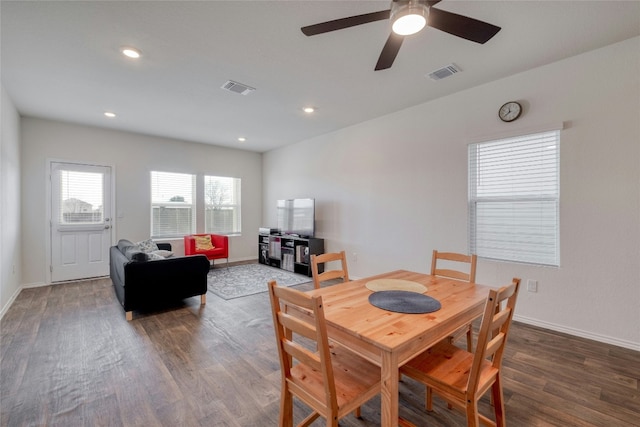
20, 118, 262, 286
263, 37, 640, 350
0, 85, 22, 317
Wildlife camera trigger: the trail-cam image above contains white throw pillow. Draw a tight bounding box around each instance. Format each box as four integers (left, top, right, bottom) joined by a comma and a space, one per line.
137, 239, 159, 253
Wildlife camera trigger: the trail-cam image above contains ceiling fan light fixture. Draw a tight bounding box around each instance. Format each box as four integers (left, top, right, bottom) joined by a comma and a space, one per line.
391, 2, 428, 36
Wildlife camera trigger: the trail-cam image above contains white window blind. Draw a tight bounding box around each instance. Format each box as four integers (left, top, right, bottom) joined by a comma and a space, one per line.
469, 130, 560, 266
151, 171, 196, 238
204, 175, 241, 235
59, 170, 104, 224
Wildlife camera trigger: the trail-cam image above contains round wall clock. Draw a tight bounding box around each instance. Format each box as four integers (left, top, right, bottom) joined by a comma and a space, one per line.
498, 101, 522, 122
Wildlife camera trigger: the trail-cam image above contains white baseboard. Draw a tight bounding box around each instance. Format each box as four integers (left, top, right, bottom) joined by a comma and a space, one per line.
228, 256, 259, 263
0, 282, 47, 321
514, 314, 640, 352
1, 285, 22, 320
22, 281, 49, 289
0, 286, 21, 320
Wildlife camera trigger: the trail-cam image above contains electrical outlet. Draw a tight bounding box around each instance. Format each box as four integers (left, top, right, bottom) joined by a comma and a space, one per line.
527, 279, 538, 293
352, 252, 358, 262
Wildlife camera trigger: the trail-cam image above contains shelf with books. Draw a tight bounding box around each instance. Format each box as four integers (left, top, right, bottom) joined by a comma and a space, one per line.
257, 232, 324, 277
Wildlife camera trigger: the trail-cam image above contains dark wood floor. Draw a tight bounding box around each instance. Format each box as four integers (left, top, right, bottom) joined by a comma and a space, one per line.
1, 265, 638, 426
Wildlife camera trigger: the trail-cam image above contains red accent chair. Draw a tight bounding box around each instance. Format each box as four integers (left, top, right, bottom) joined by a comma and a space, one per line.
184, 234, 229, 267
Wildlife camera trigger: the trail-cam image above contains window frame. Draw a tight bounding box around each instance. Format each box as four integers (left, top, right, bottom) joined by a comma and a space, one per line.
150, 171, 196, 239
203, 175, 242, 235
468, 129, 561, 266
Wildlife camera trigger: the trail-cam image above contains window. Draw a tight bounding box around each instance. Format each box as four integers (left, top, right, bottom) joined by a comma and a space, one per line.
59, 170, 103, 224
469, 130, 560, 266
151, 171, 196, 238
204, 175, 241, 235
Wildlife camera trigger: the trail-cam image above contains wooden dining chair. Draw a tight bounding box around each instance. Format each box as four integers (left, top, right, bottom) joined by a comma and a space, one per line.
431, 250, 478, 351
400, 278, 521, 427
268, 280, 381, 427
310, 251, 350, 289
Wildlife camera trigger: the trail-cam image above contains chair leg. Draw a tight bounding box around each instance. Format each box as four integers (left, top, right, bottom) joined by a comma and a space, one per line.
465, 398, 480, 427
426, 386, 434, 411
125, 311, 133, 321
353, 406, 361, 418
466, 324, 473, 352
492, 375, 506, 427
200, 294, 206, 305
279, 388, 293, 427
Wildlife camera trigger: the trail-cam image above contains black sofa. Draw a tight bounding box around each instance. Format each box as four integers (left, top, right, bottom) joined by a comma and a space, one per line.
109, 239, 210, 320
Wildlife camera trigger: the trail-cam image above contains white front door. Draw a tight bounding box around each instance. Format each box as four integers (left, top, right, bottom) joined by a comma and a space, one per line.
50, 162, 113, 282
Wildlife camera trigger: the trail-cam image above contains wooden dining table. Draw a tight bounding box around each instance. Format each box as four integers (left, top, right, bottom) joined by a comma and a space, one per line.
300, 269, 492, 427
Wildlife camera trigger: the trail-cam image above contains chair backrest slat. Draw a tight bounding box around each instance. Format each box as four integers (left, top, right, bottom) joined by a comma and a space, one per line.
491, 307, 511, 331
282, 340, 322, 371
273, 284, 314, 308
484, 333, 505, 358
316, 269, 347, 282
279, 312, 316, 340
434, 268, 471, 281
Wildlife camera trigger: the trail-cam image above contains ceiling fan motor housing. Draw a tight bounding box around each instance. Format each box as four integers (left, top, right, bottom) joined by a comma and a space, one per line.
391, 0, 430, 36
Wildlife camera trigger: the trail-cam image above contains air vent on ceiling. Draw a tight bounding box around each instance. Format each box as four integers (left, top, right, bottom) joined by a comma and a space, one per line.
426, 63, 462, 81
221, 80, 256, 95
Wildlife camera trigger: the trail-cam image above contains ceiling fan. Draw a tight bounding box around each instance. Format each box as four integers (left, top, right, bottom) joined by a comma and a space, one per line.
301, 0, 501, 71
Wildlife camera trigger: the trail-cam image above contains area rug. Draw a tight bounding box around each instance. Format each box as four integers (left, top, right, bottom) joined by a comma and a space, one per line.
207, 263, 311, 300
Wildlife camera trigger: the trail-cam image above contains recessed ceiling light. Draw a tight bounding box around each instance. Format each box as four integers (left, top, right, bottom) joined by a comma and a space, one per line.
104, 112, 116, 118
237, 137, 246, 142
303, 107, 315, 113
121, 47, 141, 59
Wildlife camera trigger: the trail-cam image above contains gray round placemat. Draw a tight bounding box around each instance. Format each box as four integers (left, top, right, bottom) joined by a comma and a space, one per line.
368, 290, 441, 314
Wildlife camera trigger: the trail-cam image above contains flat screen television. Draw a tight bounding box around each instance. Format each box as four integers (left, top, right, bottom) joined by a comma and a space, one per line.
277, 198, 315, 238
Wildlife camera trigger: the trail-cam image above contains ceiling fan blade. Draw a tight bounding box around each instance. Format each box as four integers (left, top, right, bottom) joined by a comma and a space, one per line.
428, 8, 501, 44
301, 10, 390, 36
375, 33, 405, 71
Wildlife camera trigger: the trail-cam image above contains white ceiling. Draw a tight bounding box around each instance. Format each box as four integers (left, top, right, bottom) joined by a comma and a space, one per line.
2, 1, 639, 153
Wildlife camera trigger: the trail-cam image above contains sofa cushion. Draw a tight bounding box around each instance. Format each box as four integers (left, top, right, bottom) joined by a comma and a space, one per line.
195, 247, 225, 257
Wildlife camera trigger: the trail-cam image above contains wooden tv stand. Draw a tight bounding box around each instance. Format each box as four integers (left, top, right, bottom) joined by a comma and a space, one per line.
258, 233, 324, 277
